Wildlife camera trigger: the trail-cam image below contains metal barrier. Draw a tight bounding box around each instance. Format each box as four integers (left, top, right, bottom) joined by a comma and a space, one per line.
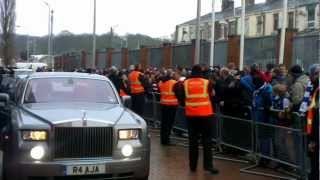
219, 107, 254, 153
139, 93, 309, 179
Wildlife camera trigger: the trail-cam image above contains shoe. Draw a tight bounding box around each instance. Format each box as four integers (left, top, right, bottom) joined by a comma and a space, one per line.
204, 168, 219, 175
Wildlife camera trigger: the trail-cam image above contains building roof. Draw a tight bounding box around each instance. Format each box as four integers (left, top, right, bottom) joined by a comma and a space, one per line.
179, 0, 318, 26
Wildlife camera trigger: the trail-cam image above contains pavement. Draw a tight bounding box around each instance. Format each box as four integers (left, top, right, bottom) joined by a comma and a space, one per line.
149, 131, 281, 180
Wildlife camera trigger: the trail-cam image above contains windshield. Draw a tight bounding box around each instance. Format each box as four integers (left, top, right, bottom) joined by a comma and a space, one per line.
23, 78, 118, 104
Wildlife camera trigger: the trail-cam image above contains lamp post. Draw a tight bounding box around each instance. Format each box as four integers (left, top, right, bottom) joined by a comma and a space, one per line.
42, 1, 54, 71
92, 0, 97, 69
209, 0, 216, 67
194, 0, 201, 65
239, 0, 246, 71
279, 0, 288, 65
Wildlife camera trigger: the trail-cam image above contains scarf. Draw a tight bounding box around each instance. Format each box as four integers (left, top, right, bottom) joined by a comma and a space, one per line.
299, 81, 314, 115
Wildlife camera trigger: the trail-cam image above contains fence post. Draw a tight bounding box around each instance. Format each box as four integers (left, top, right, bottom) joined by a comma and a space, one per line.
106, 48, 113, 68
61, 54, 65, 71
95, 50, 99, 69
140, 46, 149, 69
162, 43, 172, 68
121, 48, 129, 69
191, 39, 196, 65
54, 56, 58, 71
81, 50, 88, 69
227, 35, 240, 67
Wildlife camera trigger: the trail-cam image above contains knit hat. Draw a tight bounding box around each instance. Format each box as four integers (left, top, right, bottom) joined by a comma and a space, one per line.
309, 64, 320, 76
290, 65, 303, 76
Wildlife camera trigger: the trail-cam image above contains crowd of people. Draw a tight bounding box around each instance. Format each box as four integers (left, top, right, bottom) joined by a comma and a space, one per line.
1, 62, 318, 178
89, 62, 319, 179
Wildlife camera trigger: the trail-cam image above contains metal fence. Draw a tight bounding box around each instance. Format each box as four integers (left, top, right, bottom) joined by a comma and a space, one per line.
244, 36, 277, 67
140, 93, 309, 180
55, 34, 318, 71
149, 48, 163, 67
111, 51, 122, 68
200, 41, 228, 66
96, 51, 107, 69
293, 34, 320, 70
129, 50, 140, 66
172, 44, 193, 67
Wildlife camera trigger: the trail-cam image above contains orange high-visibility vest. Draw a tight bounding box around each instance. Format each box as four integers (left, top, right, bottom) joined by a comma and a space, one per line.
129, 71, 145, 94
306, 87, 319, 135
159, 80, 178, 106
120, 89, 128, 97
184, 78, 214, 117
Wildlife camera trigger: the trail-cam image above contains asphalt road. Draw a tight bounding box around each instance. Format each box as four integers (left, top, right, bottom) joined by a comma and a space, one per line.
149, 131, 280, 180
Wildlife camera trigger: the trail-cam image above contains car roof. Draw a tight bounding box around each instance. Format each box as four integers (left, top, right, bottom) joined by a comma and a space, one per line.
28, 72, 109, 81
14, 69, 33, 72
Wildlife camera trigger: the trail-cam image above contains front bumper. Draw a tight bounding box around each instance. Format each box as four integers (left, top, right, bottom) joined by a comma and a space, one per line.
8, 150, 149, 180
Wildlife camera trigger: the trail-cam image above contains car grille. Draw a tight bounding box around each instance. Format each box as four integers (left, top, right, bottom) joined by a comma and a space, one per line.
54, 127, 113, 159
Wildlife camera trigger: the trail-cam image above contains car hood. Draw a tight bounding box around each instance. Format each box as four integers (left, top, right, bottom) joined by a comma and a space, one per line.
20, 103, 126, 127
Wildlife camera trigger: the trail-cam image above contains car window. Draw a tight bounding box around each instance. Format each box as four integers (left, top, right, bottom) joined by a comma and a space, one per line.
24, 78, 118, 104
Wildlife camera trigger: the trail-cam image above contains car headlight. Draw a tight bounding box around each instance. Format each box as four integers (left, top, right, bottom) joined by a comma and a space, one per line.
121, 144, 133, 157
30, 146, 45, 160
22, 131, 47, 141
118, 129, 139, 140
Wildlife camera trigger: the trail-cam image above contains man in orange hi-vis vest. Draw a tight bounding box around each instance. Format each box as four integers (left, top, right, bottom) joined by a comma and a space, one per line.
175, 65, 219, 175
128, 64, 148, 115
305, 64, 319, 180
158, 70, 179, 145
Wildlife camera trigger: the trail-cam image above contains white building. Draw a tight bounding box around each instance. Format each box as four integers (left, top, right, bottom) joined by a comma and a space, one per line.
175, 0, 319, 43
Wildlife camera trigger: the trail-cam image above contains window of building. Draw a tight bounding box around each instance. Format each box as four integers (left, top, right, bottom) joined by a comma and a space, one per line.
273, 13, 279, 31
189, 26, 195, 40
256, 15, 264, 35
245, 17, 250, 36
215, 22, 221, 40
228, 20, 237, 35
288, 12, 294, 29
307, 4, 316, 29
182, 27, 187, 41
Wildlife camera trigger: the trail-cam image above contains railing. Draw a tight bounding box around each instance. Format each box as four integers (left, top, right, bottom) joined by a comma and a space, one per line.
140, 92, 309, 180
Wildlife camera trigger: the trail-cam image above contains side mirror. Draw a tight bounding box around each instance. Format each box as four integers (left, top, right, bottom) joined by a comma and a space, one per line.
0, 93, 9, 109
121, 96, 132, 109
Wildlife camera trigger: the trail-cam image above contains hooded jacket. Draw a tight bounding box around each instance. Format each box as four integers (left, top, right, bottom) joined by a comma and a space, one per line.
289, 74, 309, 109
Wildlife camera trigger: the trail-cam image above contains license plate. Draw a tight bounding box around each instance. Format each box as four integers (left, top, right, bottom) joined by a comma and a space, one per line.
66, 164, 106, 176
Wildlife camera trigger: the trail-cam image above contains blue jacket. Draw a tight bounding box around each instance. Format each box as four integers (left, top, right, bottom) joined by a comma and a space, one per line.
252, 84, 273, 123
240, 75, 255, 94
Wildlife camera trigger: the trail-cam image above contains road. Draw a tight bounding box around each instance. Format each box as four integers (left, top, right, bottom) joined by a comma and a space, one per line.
149, 131, 278, 180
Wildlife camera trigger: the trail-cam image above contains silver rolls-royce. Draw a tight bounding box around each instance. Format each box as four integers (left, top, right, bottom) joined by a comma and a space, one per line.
0, 72, 150, 180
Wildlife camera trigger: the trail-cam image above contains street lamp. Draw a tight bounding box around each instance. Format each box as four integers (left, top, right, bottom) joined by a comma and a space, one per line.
239, 0, 246, 71
194, 0, 201, 65
108, 25, 119, 48
92, 0, 97, 69
209, 0, 216, 67
42, 0, 54, 71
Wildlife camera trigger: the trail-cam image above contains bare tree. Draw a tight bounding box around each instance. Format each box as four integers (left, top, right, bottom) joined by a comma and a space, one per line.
0, 0, 16, 67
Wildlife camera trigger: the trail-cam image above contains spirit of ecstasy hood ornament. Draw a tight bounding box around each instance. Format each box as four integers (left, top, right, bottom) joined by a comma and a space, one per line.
81, 110, 87, 127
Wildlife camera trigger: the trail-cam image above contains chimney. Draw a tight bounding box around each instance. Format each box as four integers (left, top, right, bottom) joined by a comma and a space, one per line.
222, 0, 234, 11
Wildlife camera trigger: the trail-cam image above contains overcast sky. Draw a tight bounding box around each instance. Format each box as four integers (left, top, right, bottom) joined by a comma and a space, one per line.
15, 0, 265, 38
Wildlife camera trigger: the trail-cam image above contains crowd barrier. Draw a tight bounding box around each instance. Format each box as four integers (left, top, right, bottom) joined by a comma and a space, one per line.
139, 93, 309, 180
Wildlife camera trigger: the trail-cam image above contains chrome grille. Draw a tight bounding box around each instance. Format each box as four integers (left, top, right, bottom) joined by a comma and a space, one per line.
54, 127, 113, 159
